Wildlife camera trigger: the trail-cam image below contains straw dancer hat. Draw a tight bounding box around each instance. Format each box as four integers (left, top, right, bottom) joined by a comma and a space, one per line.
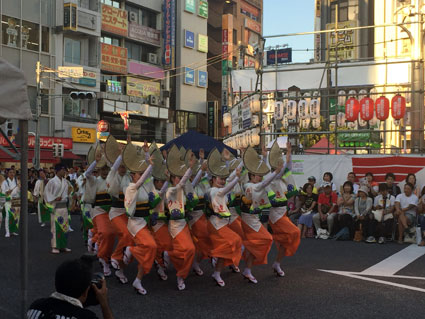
207, 147, 229, 178
269, 140, 283, 170
151, 149, 167, 181
87, 143, 107, 168
104, 135, 121, 164
167, 144, 187, 177
222, 149, 241, 171
122, 142, 148, 173
184, 149, 200, 175
243, 146, 270, 176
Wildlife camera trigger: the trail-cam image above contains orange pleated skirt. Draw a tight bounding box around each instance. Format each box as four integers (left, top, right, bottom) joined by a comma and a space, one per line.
130, 226, 157, 275
190, 214, 212, 259
168, 225, 196, 279
241, 221, 273, 266
153, 223, 173, 267
207, 221, 242, 267
110, 214, 134, 262
93, 213, 117, 261
228, 216, 245, 239
269, 215, 301, 257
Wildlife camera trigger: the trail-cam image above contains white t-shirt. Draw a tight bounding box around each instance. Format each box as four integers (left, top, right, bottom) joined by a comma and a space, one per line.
374, 194, 395, 209
395, 193, 418, 216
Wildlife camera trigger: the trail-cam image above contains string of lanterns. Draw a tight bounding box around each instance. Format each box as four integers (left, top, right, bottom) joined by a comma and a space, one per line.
222, 90, 407, 150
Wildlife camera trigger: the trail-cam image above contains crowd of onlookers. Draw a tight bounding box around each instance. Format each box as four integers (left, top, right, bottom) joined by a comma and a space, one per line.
285, 171, 425, 245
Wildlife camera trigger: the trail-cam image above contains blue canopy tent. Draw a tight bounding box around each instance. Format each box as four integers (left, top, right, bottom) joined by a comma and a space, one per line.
161, 130, 237, 156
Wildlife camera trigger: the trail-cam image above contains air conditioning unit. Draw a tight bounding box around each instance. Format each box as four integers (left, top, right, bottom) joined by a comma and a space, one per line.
129, 12, 137, 22
148, 53, 158, 65
149, 95, 159, 106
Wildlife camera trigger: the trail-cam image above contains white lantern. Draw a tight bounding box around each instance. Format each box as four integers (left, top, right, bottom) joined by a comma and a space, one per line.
274, 101, 284, 120
234, 95, 241, 105
250, 95, 261, 113
358, 89, 368, 100
223, 112, 231, 127
252, 115, 259, 126
348, 89, 357, 98
311, 117, 321, 129
337, 112, 346, 127
262, 94, 270, 112
338, 90, 346, 106
301, 118, 311, 129
309, 99, 320, 118
251, 128, 260, 146
287, 100, 297, 120
298, 100, 309, 119
282, 115, 289, 129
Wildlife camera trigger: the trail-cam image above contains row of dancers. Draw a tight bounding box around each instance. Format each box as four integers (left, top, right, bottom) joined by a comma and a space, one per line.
44, 136, 301, 294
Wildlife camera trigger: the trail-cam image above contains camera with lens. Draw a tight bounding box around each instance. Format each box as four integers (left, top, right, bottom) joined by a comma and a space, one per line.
80, 253, 105, 307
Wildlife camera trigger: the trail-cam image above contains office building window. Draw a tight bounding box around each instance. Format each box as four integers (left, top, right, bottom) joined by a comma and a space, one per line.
125, 4, 157, 29
21, 20, 40, 51
41, 26, 49, 52
330, 0, 348, 23
125, 41, 157, 63
101, 0, 120, 8
101, 36, 120, 46
64, 37, 81, 64
2, 15, 20, 47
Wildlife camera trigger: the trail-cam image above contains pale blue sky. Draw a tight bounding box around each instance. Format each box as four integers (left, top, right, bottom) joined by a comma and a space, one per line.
263, 0, 315, 62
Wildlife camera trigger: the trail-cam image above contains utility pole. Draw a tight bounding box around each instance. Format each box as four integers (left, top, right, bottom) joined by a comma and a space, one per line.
411, 0, 424, 152
35, 61, 41, 169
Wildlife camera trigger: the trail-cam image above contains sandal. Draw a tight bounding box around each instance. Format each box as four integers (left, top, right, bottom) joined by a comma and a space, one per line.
272, 264, 285, 277
242, 273, 258, 284
61, 248, 72, 253
157, 267, 168, 281
115, 270, 128, 284
229, 265, 240, 273
212, 274, 225, 287
51, 248, 60, 254
193, 266, 204, 276
133, 280, 147, 295
177, 277, 186, 291
111, 259, 120, 270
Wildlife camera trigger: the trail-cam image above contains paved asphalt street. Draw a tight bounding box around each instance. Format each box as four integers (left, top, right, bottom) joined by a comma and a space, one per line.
1, 214, 425, 319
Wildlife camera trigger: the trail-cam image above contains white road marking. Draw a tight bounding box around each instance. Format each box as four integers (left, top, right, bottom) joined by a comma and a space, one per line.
360, 244, 425, 276
318, 245, 425, 293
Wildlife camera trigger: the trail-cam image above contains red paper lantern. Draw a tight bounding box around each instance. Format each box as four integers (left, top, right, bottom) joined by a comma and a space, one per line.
359, 97, 374, 121
391, 94, 406, 120
345, 98, 360, 122
375, 96, 390, 121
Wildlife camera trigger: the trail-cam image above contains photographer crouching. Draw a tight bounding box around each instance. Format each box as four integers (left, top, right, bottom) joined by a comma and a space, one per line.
27, 255, 114, 319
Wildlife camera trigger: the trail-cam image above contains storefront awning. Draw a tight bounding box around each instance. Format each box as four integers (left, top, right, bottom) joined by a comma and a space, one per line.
0, 148, 81, 163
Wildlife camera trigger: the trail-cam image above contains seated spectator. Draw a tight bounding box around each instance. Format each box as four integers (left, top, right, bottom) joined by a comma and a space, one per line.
287, 194, 304, 225
394, 183, 418, 244
354, 186, 374, 242
27, 258, 114, 319
345, 172, 359, 194
313, 182, 338, 235
335, 181, 356, 238
373, 183, 395, 244
307, 176, 318, 194
318, 172, 337, 194
417, 188, 425, 246
298, 183, 318, 238
365, 172, 379, 198
405, 173, 421, 197
385, 173, 401, 197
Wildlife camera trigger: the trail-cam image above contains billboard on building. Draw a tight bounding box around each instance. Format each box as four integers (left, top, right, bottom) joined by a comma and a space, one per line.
266, 48, 292, 65
101, 43, 128, 74
101, 4, 128, 37
128, 23, 160, 46
198, 70, 208, 88
127, 77, 161, 98
163, 0, 176, 68
185, 0, 196, 13
198, 34, 208, 52
184, 30, 195, 48
326, 21, 358, 61
184, 67, 195, 85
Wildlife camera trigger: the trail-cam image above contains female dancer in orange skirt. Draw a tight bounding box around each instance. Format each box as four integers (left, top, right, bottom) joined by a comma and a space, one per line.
165, 145, 196, 291
241, 146, 283, 283
186, 152, 211, 276
206, 148, 243, 287
122, 147, 157, 295
266, 142, 300, 277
